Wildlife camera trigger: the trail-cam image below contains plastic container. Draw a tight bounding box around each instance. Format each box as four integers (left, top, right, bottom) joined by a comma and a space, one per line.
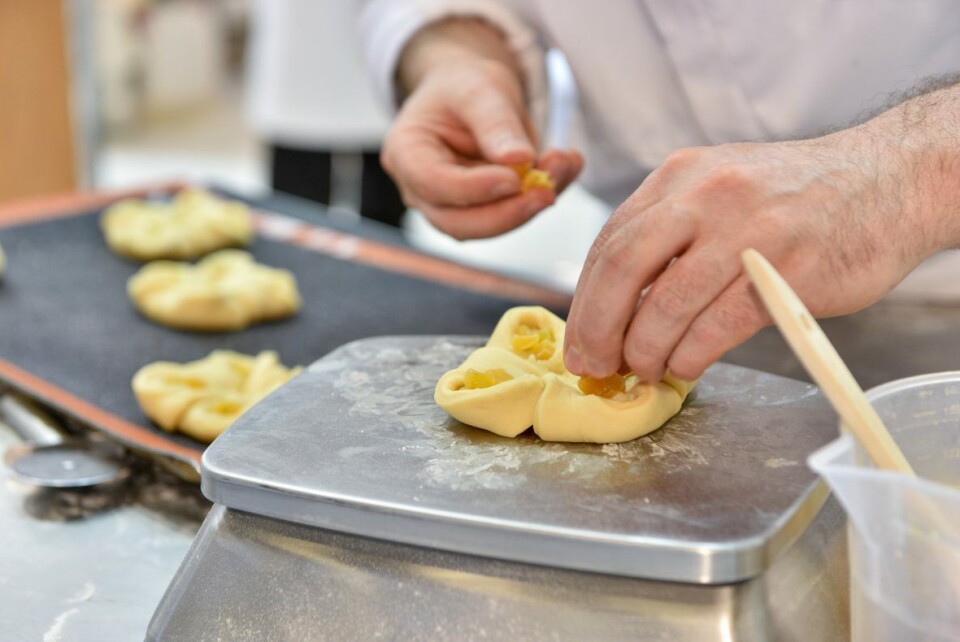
809, 372, 960, 642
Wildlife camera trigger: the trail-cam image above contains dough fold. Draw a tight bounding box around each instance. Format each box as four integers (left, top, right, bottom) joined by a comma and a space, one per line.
436, 306, 696, 443
132, 350, 300, 442
128, 249, 301, 331
101, 189, 253, 261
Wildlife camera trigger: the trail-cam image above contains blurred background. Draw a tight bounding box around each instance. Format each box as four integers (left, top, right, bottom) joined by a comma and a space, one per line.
0, 0, 610, 292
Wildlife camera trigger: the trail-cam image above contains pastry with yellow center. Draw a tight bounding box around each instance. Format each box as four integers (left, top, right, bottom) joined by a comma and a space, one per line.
435, 306, 696, 443
132, 350, 300, 442
128, 249, 301, 332
534, 371, 692, 443
101, 188, 253, 261
435, 347, 545, 438
486, 306, 566, 374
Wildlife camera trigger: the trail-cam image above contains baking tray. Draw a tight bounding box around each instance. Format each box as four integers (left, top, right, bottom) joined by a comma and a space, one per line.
202, 335, 838, 584
0, 187, 570, 472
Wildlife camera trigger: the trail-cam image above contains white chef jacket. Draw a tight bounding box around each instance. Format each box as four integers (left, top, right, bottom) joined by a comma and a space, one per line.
247, 0, 392, 149
361, 0, 960, 206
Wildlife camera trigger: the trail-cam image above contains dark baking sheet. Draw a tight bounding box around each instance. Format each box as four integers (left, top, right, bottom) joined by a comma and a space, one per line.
0, 199, 563, 469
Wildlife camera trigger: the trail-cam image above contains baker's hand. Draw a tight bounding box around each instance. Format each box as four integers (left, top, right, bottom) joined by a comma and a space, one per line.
564, 129, 949, 382
383, 59, 582, 240
383, 19, 582, 240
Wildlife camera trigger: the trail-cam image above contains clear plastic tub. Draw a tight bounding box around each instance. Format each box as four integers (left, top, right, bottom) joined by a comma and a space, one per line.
808, 372, 960, 642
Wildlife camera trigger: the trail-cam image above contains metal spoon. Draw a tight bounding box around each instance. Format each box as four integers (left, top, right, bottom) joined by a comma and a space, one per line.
1, 394, 130, 488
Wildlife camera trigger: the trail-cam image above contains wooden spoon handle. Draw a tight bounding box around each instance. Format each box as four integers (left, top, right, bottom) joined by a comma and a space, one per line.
741, 249, 913, 474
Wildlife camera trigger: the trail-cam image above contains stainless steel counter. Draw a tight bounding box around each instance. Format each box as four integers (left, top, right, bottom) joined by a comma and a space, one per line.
0, 423, 203, 641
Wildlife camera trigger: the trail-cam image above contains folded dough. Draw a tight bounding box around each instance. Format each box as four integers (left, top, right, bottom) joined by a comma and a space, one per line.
435, 306, 696, 443
128, 249, 301, 332
435, 347, 545, 438
101, 189, 253, 261
486, 306, 567, 374
132, 350, 301, 442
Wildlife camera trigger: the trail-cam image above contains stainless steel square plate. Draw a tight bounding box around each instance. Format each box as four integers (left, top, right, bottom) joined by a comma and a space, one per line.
201, 336, 836, 584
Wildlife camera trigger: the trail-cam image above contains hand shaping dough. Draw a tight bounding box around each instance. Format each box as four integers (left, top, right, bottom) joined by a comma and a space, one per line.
435, 306, 696, 443
101, 188, 253, 261
128, 249, 301, 331
132, 350, 301, 442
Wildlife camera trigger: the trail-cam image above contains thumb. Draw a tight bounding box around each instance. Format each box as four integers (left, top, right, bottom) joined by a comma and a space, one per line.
456, 84, 536, 165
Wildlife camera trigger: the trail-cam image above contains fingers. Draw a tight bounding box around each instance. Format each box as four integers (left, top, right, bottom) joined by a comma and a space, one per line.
390, 144, 581, 239
455, 81, 536, 165
415, 189, 556, 240
564, 203, 696, 378
538, 149, 584, 194
666, 275, 771, 380
383, 131, 522, 208
621, 242, 740, 382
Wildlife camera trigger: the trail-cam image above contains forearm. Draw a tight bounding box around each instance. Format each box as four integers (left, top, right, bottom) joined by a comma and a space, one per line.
396, 17, 525, 99
852, 76, 960, 252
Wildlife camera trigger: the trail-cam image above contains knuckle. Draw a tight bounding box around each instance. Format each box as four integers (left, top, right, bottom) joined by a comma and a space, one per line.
700, 165, 752, 194
592, 236, 636, 279
660, 147, 702, 175
623, 337, 662, 372
647, 282, 691, 321
666, 353, 704, 381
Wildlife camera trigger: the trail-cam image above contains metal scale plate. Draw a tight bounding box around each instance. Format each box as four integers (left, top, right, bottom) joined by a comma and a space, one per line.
201, 336, 836, 585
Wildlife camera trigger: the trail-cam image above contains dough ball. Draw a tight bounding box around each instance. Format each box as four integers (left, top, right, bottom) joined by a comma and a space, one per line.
101, 188, 253, 261
436, 306, 697, 443
132, 350, 301, 442
128, 249, 301, 332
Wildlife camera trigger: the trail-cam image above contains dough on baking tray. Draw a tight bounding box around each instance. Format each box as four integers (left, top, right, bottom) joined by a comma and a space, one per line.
128, 249, 301, 332
101, 188, 253, 261
132, 350, 301, 442
435, 306, 696, 443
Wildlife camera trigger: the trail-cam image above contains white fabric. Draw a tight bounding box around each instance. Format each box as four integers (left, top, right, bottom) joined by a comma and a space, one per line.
246, 0, 392, 149
360, 0, 960, 206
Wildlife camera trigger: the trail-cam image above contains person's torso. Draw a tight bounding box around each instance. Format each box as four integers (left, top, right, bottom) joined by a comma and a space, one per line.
517, 0, 960, 204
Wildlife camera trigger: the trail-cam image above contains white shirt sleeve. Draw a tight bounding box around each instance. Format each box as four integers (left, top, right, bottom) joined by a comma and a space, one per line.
359, 0, 548, 123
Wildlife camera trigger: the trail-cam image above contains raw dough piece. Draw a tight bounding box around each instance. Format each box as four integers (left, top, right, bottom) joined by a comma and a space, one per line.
534, 373, 687, 443
132, 350, 301, 442
435, 347, 545, 438
511, 163, 556, 192
101, 188, 253, 261
128, 249, 301, 332
435, 306, 696, 443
